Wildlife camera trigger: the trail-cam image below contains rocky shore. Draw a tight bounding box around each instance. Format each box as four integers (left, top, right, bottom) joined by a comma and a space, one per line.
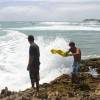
0, 58, 100, 100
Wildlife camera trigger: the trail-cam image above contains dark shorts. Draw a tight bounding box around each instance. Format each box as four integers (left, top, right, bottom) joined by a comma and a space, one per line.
29, 61, 40, 83
29, 70, 40, 83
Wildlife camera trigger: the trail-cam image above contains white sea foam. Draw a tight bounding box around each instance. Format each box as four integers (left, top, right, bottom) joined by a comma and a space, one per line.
0, 30, 29, 91
39, 22, 70, 25
7, 24, 100, 31
82, 55, 100, 59
0, 30, 73, 91
89, 66, 98, 78
37, 37, 73, 83
40, 21, 100, 26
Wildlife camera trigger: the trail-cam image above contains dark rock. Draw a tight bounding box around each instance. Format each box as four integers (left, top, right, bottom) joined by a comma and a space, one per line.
0, 58, 100, 100
67, 91, 75, 97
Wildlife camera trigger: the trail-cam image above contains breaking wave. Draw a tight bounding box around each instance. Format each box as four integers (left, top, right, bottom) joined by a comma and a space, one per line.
0, 30, 73, 91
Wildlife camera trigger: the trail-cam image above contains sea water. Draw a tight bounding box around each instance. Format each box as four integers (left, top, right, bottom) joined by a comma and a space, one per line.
0, 21, 100, 91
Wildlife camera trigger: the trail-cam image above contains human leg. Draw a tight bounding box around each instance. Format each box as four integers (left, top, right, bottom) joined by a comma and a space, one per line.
72, 61, 80, 83
36, 81, 39, 92
29, 71, 35, 89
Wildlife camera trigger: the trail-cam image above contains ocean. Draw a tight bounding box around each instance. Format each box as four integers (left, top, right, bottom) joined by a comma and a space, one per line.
0, 21, 100, 91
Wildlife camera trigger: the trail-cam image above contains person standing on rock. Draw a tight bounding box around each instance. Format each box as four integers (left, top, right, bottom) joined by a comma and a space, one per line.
27, 35, 40, 93
68, 42, 81, 83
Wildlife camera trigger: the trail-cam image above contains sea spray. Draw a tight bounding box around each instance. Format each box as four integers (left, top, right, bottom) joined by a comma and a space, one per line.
0, 30, 73, 91
37, 36, 73, 83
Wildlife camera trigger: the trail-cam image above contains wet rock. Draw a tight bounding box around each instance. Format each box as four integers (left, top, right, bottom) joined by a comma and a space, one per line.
67, 91, 75, 97
0, 58, 100, 100
90, 96, 100, 100
0, 87, 16, 99
81, 58, 100, 74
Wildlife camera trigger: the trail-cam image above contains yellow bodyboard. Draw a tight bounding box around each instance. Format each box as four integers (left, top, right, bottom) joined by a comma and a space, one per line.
51, 49, 72, 57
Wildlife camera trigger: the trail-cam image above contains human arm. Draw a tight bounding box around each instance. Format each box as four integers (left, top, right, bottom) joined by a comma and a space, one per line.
27, 55, 33, 70
64, 50, 72, 57
27, 46, 33, 71
57, 50, 72, 57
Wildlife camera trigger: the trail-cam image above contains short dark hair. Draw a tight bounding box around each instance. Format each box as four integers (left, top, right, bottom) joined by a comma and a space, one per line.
28, 35, 34, 42
69, 41, 75, 46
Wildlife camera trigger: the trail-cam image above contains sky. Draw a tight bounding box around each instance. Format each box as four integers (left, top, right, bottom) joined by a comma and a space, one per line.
0, 0, 100, 21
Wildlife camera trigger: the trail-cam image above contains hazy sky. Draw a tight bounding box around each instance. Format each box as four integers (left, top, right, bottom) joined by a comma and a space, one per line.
0, 0, 100, 21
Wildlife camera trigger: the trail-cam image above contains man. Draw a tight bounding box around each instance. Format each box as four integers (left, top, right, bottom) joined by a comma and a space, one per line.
68, 42, 81, 83
27, 35, 40, 93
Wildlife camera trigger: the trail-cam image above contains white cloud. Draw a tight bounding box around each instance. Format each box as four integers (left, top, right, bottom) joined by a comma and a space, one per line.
0, 0, 100, 21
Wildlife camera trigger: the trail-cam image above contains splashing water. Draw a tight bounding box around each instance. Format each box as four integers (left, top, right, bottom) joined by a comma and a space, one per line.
0, 30, 73, 91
